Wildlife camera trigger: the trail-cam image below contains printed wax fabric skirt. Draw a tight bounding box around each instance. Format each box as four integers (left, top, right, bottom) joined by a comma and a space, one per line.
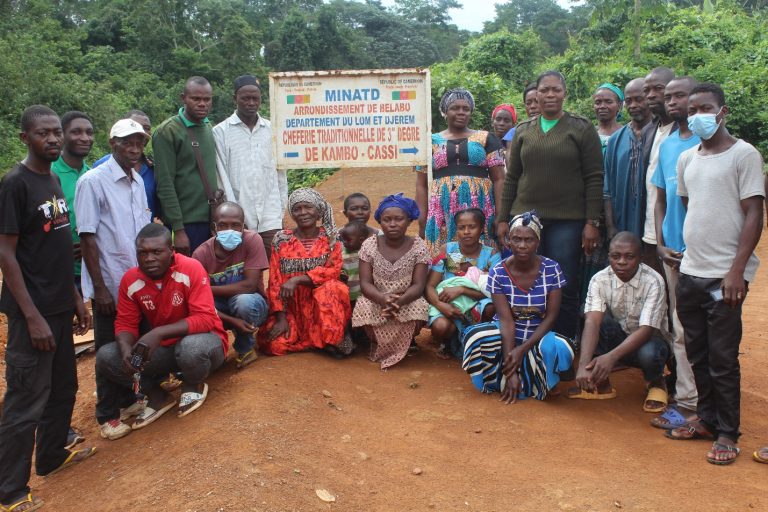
425, 176, 495, 256
461, 322, 575, 400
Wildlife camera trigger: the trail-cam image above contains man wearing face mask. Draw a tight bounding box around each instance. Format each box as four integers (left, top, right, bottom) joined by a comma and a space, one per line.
667, 83, 764, 466
192, 202, 269, 369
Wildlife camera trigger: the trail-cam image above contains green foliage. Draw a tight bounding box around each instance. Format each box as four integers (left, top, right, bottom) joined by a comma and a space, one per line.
430, 61, 519, 133
287, 168, 339, 193
459, 29, 544, 89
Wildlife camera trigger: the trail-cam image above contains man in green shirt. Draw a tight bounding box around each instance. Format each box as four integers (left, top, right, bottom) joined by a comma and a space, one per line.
153, 76, 218, 255
51, 111, 94, 290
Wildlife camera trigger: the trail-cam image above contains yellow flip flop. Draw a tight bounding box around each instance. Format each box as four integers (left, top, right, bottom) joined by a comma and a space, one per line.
42, 446, 97, 476
643, 387, 668, 413
753, 448, 768, 464
1, 493, 44, 512
566, 386, 617, 400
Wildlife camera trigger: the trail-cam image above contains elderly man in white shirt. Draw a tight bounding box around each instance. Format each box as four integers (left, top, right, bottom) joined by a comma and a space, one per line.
213, 75, 288, 258
75, 118, 152, 439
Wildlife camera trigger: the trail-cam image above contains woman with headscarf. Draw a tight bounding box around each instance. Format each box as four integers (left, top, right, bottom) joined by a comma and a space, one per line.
491, 103, 518, 149
593, 83, 624, 153
261, 188, 352, 357
462, 211, 574, 403
352, 194, 430, 369
415, 88, 505, 256
496, 70, 604, 341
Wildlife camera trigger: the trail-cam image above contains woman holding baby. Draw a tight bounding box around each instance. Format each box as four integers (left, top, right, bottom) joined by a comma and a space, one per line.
425, 208, 500, 359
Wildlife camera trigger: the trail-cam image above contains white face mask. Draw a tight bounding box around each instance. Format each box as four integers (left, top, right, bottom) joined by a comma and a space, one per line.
688, 107, 723, 140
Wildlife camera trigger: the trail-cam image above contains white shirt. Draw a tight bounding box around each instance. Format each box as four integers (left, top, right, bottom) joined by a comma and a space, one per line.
642, 122, 674, 244
74, 156, 151, 300
213, 112, 288, 232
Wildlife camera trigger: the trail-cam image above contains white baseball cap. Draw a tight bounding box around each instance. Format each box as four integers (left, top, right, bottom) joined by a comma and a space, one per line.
110, 118, 150, 139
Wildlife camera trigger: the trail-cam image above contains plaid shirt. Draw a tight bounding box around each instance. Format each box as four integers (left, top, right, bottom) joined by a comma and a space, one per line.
584, 263, 672, 343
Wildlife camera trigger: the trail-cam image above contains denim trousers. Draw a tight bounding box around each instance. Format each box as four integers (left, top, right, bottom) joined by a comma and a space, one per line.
214, 293, 269, 355
539, 219, 584, 339
595, 313, 670, 382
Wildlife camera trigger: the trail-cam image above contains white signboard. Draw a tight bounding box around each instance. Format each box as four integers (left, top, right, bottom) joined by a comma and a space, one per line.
270, 68, 431, 169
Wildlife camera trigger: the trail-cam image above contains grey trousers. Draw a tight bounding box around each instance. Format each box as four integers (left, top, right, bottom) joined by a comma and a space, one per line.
95, 333, 225, 423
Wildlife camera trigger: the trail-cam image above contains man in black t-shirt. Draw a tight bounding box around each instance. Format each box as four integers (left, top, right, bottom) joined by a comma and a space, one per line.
0, 106, 94, 511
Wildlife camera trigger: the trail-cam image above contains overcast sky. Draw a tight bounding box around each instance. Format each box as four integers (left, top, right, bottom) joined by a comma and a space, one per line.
378, 0, 578, 32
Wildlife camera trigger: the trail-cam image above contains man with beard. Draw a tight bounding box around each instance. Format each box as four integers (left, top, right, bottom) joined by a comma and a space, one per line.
153, 76, 218, 255
640, 67, 675, 271
75, 118, 153, 440
0, 106, 93, 512
603, 78, 653, 238
649, 77, 700, 430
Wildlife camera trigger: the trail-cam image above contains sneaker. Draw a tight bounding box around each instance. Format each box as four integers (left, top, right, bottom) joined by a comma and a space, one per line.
119, 399, 147, 421
99, 419, 132, 440
65, 426, 85, 450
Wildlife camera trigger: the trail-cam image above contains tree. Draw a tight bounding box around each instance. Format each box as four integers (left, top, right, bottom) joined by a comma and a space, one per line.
459, 29, 545, 89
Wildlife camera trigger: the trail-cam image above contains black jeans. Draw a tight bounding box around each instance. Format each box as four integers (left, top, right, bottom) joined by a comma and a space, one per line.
93, 307, 135, 424
676, 273, 744, 441
0, 312, 78, 503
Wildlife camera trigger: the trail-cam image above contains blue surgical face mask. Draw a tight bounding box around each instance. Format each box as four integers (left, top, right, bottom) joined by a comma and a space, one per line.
688, 108, 723, 140
216, 229, 242, 251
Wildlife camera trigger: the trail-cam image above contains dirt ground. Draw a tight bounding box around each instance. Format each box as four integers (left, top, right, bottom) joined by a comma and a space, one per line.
2, 166, 768, 511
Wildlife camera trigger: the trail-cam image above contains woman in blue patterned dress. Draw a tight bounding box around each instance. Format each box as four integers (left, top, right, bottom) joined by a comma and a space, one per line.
425, 208, 500, 359
415, 89, 505, 256
461, 211, 575, 403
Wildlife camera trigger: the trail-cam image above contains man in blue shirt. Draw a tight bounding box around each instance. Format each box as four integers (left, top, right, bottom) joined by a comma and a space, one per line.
93, 110, 160, 220
649, 76, 700, 429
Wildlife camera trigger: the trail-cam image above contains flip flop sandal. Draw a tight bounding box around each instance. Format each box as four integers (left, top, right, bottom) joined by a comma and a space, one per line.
178, 383, 209, 417
643, 386, 668, 413
707, 442, 740, 465
753, 448, 768, 464
0, 493, 44, 512
43, 446, 97, 476
650, 406, 688, 430
132, 399, 176, 430
236, 349, 258, 369
664, 423, 715, 441
566, 387, 617, 400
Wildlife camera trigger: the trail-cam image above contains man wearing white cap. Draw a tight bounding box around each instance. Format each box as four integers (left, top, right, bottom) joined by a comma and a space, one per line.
75, 118, 153, 440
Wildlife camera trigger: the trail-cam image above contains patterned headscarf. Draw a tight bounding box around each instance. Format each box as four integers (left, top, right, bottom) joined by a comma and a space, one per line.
374, 193, 421, 223
509, 210, 542, 239
492, 104, 518, 124
288, 188, 337, 247
439, 89, 475, 116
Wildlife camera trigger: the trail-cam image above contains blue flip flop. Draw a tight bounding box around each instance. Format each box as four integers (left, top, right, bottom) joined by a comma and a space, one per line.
651, 406, 688, 430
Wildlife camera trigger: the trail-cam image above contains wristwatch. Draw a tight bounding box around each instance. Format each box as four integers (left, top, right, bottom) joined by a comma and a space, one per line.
586, 219, 601, 228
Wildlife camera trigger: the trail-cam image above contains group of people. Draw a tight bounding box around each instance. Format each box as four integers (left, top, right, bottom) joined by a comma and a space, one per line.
0, 68, 765, 511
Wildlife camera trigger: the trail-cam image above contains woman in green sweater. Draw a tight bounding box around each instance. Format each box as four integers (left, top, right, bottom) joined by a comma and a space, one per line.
496, 70, 604, 340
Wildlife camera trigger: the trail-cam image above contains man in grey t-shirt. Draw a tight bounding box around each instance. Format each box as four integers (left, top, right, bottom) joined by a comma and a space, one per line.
666, 83, 764, 466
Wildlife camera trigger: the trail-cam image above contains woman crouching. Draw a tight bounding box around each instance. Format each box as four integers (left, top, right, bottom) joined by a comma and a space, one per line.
462, 211, 574, 402
352, 194, 429, 369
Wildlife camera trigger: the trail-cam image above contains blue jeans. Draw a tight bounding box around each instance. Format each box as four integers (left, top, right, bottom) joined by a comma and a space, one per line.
214, 293, 268, 355
596, 314, 670, 382
539, 219, 583, 339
